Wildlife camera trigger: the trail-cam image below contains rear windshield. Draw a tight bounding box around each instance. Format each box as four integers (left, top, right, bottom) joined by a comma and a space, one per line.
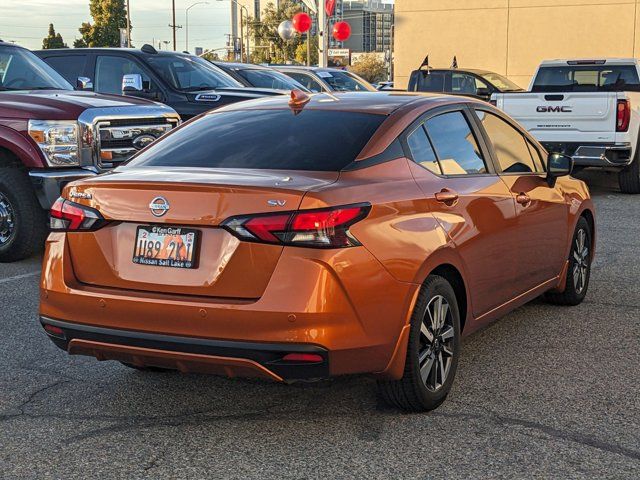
532, 65, 640, 92
125, 109, 385, 171
408, 71, 445, 92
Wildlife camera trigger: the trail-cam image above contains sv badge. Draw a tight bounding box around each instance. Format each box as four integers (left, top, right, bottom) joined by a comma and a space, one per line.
267, 199, 287, 207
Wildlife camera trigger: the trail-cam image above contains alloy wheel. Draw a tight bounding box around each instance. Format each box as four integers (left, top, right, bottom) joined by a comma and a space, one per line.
572, 228, 589, 294
418, 295, 455, 391
0, 192, 15, 246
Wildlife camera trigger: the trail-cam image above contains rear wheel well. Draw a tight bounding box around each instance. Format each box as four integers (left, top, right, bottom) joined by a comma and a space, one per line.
429, 264, 467, 333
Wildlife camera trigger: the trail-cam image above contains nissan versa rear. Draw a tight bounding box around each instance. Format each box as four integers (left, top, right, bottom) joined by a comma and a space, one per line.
40, 92, 595, 411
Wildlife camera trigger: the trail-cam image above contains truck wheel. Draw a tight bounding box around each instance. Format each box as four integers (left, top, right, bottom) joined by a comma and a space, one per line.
377, 275, 461, 412
544, 216, 592, 306
0, 166, 48, 262
619, 154, 640, 194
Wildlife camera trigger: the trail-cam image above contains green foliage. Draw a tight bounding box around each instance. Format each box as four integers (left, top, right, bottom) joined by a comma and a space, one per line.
249, 1, 312, 64
294, 36, 318, 65
42, 24, 68, 49
75, 0, 129, 48
349, 53, 387, 83
201, 51, 221, 62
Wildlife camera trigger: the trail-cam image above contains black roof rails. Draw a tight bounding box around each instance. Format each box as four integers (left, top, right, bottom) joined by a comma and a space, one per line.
141, 44, 158, 54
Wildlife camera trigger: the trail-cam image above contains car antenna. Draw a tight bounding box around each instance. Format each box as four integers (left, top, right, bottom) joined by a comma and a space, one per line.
141, 43, 158, 54
288, 89, 311, 115
451, 56, 458, 69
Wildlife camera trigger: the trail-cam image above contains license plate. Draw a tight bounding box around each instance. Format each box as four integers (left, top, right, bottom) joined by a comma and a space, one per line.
132, 225, 199, 269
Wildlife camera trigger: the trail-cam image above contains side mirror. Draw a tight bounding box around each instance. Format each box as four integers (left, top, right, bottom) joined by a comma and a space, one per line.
76, 76, 93, 90
476, 87, 490, 98
122, 73, 143, 94
546, 152, 573, 186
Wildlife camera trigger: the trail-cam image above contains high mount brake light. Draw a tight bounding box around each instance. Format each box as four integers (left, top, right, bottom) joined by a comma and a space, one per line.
222, 203, 371, 248
616, 99, 631, 132
50, 197, 107, 232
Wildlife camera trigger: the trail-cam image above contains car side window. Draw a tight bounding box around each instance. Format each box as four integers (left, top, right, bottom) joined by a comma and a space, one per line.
451, 73, 480, 95
407, 125, 441, 174
95, 55, 152, 95
475, 110, 542, 174
43, 55, 88, 85
284, 72, 323, 92
424, 111, 487, 175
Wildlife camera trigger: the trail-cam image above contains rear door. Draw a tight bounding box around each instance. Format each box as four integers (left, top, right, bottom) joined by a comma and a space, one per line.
472, 107, 569, 289
40, 53, 91, 87
405, 106, 520, 317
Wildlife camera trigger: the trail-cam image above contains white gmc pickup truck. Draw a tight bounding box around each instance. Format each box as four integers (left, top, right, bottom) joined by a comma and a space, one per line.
492, 58, 640, 193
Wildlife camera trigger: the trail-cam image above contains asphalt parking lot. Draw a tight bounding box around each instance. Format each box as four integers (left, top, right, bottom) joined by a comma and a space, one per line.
1, 171, 639, 479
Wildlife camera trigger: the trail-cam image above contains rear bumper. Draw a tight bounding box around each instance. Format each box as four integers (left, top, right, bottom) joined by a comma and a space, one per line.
40, 232, 418, 380
541, 142, 633, 168
29, 168, 98, 209
41, 316, 329, 381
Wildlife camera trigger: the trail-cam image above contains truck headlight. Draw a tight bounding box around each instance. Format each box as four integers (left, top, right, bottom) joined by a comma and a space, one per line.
28, 120, 80, 167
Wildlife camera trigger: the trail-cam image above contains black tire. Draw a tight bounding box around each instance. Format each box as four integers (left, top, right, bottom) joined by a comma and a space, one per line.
0, 166, 48, 263
119, 362, 172, 372
619, 152, 640, 194
544, 216, 592, 306
378, 275, 461, 412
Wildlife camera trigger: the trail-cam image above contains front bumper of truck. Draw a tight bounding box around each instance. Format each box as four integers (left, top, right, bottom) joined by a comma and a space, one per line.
542, 142, 633, 168
29, 168, 99, 209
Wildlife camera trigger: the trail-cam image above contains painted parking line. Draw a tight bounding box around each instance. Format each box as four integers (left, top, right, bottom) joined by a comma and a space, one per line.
0, 271, 41, 285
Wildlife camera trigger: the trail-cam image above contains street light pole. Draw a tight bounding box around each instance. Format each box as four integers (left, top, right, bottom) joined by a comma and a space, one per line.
186, 1, 209, 52
126, 0, 131, 47
217, 0, 249, 62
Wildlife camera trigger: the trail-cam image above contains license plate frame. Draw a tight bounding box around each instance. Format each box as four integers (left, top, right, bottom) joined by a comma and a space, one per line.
132, 225, 200, 269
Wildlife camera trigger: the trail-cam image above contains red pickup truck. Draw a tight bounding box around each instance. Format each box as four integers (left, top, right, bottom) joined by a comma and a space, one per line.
0, 42, 180, 262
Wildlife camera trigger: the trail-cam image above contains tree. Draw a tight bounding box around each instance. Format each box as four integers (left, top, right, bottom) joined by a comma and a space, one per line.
249, 1, 310, 64
294, 36, 318, 65
349, 53, 387, 83
42, 24, 68, 49
75, 0, 129, 48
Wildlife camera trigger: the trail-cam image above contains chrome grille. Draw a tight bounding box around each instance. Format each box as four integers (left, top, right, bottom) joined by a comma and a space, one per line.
96, 118, 179, 168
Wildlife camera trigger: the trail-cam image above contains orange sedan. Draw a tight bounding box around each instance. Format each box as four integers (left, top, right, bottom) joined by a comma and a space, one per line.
39, 91, 595, 411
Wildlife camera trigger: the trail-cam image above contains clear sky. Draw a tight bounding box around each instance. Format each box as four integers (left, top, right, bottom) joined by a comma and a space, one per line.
1, 0, 234, 52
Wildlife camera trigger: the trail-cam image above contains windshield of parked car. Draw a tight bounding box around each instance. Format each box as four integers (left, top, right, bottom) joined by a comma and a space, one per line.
236, 68, 308, 90
0, 46, 72, 91
146, 55, 241, 91
319, 70, 376, 92
479, 72, 521, 91
532, 65, 640, 92
125, 109, 385, 171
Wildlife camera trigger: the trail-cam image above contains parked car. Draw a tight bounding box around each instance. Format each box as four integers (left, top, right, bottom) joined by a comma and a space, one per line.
36, 45, 284, 120
492, 58, 640, 193
408, 66, 523, 101
213, 62, 309, 92
0, 41, 180, 262
275, 66, 376, 93
40, 91, 595, 412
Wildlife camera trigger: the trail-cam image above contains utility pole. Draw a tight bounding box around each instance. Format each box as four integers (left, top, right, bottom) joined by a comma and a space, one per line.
169, 0, 183, 51
318, 1, 327, 67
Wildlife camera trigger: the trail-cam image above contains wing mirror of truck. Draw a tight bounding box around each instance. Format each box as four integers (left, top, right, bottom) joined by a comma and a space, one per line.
546, 152, 573, 186
76, 77, 93, 90
122, 74, 160, 101
476, 87, 491, 99
122, 73, 144, 93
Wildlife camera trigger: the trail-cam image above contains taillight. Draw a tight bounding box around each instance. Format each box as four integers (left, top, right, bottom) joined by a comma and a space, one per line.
617, 99, 630, 132
222, 203, 370, 248
50, 197, 106, 232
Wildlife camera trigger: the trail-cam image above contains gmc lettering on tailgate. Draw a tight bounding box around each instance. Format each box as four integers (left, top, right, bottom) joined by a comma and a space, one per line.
536, 105, 573, 113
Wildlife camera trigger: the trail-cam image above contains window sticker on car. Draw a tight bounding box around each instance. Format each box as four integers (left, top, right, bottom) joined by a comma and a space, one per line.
317, 72, 334, 78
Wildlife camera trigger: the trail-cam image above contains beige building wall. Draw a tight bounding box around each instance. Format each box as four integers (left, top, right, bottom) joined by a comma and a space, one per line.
395, 0, 640, 90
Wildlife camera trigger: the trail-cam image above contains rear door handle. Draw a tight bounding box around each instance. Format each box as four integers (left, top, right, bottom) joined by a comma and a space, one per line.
516, 192, 531, 206
435, 189, 459, 205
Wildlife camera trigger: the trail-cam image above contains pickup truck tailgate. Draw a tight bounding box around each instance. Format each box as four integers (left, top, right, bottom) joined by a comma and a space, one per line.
496, 92, 618, 142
